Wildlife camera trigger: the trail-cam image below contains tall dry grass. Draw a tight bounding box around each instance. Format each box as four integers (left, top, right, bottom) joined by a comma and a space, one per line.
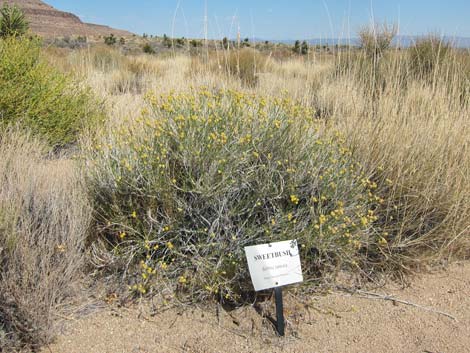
0, 128, 91, 351
331, 46, 469, 269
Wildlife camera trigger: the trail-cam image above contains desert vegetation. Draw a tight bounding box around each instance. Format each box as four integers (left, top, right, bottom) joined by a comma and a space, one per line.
0, 36, 103, 147
0, 11, 469, 350
0, 4, 28, 38
0, 128, 90, 351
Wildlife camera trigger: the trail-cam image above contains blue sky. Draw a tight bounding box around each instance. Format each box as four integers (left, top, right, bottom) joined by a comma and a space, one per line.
46, 0, 470, 39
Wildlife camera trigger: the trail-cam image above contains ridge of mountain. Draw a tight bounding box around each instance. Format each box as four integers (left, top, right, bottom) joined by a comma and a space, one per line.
1, 0, 132, 38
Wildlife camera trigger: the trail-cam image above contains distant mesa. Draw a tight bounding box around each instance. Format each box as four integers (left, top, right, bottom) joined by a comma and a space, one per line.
1, 0, 132, 38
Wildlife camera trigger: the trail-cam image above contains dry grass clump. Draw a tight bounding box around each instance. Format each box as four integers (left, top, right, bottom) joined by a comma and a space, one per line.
0, 129, 91, 351
84, 51, 162, 94
257, 58, 333, 103
408, 36, 451, 79
48, 46, 166, 95
85, 89, 384, 302
332, 45, 470, 270
192, 48, 273, 87
342, 84, 469, 268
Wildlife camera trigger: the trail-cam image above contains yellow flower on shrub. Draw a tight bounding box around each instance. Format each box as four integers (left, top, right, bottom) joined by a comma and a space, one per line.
290, 195, 299, 205
87, 88, 384, 303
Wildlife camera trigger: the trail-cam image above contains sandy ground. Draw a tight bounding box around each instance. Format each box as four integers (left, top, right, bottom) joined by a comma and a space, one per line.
44, 262, 470, 353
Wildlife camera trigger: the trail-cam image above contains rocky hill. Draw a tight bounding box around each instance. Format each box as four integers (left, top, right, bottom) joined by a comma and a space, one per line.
1, 0, 132, 38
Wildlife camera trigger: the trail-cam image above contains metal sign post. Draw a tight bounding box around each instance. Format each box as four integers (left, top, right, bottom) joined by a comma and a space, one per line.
274, 286, 285, 336
244, 239, 303, 337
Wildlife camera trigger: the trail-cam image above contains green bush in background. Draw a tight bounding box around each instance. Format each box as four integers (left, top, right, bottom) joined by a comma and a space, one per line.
142, 43, 155, 54
0, 37, 103, 148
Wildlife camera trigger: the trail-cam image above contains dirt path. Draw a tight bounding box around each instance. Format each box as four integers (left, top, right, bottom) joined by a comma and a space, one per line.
45, 262, 470, 353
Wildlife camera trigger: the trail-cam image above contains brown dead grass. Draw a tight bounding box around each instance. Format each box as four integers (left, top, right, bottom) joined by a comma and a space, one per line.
0, 128, 91, 351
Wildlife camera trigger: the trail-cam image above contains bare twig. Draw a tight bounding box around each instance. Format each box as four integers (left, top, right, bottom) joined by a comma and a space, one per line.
53, 313, 78, 322
338, 287, 458, 321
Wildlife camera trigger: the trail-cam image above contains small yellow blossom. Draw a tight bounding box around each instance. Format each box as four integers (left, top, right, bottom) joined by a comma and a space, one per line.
290, 195, 299, 205
360, 217, 369, 226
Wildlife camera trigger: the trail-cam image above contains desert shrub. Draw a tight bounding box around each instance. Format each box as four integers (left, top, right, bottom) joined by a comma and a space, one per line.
125, 55, 162, 76
293, 40, 301, 54
0, 4, 28, 38
0, 37, 103, 147
190, 39, 202, 48
190, 48, 272, 87
108, 69, 145, 95
0, 128, 91, 351
104, 33, 117, 46
175, 37, 186, 47
230, 48, 270, 87
409, 36, 451, 79
336, 24, 403, 102
358, 23, 397, 61
85, 88, 384, 303
142, 43, 155, 54
222, 37, 229, 49
89, 46, 124, 72
222, 48, 271, 87
105, 56, 162, 95
301, 41, 309, 55
335, 50, 408, 108
336, 29, 408, 120
49, 35, 88, 49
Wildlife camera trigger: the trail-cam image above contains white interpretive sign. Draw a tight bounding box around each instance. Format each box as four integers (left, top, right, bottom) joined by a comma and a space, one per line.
244, 239, 303, 291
